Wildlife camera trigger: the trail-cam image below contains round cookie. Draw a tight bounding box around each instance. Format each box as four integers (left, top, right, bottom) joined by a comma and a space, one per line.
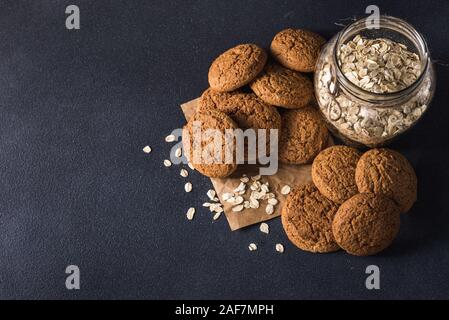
279, 107, 329, 164
281, 183, 340, 253
250, 63, 314, 109
208, 44, 268, 92
312, 145, 362, 204
270, 29, 325, 72
182, 109, 238, 178
198, 88, 281, 160
355, 148, 417, 213
198, 88, 281, 132
332, 193, 401, 256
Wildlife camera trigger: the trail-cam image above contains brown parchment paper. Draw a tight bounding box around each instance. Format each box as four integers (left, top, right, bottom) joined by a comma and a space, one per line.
181, 98, 331, 231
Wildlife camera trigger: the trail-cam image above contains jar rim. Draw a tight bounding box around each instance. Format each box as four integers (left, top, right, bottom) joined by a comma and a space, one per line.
333, 15, 430, 103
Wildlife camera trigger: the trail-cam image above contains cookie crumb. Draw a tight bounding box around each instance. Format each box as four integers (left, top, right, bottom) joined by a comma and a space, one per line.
142, 146, 152, 154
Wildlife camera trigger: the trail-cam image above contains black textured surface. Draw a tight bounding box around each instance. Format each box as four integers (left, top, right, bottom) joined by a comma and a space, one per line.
0, 0, 448, 299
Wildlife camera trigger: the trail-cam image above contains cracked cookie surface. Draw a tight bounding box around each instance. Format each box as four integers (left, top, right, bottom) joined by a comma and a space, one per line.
270, 29, 325, 72
279, 106, 329, 164
198, 88, 281, 131
198, 88, 281, 159
332, 193, 401, 256
250, 63, 314, 109
281, 183, 340, 253
208, 44, 267, 92
355, 148, 417, 213
182, 109, 238, 178
312, 145, 362, 204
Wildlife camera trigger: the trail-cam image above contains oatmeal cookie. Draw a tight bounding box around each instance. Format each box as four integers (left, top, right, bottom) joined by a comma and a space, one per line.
281, 183, 340, 253
208, 44, 267, 92
182, 109, 238, 178
279, 107, 329, 164
270, 28, 325, 72
312, 145, 362, 204
332, 193, 401, 256
250, 63, 314, 109
355, 148, 417, 213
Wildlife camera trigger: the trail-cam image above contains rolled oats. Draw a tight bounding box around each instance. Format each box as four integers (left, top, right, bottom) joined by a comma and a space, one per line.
259, 223, 269, 234
184, 182, 192, 193
186, 207, 195, 220
275, 243, 284, 253
165, 134, 176, 142
248, 243, 257, 251
281, 185, 291, 195
180, 168, 189, 178
316, 34, 432, 146
266, 204, 274, 215
163, 159, 172, 167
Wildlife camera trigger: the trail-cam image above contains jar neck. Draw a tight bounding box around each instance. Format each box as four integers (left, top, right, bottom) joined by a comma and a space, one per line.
332, 16, 430, 105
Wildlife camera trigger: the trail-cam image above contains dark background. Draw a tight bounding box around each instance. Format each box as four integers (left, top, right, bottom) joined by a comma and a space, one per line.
0, 0, 448, 300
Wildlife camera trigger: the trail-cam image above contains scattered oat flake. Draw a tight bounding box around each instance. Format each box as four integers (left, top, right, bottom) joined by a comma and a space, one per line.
184, 182, 192, 193
203, 202, 211, 207
163, 159, 172, 167
281, 185, 291, 195
206, 189, 216, 201
186, 207, 195, 220
180, 169, 188, 177
233, 182, 246, 193
142, 146, 152, 154
275, 243, 284, 253
232, 204, 244, 212
213, 206, 223, 214
268, 198, 278, 206
240, 176, 249, 183
249, 198, 259, 209
222, 193, 233, 201
213, 212, 222, 220
266, 204, 274, 215
175, 147, 182, 158
165, 134, 176, 142
188, 162, 195, 170
251, 175, 261, 181
209, 203, 222, 212
233, 196, 244, 205
259, 223, 269, 234
248, 243, 257, 251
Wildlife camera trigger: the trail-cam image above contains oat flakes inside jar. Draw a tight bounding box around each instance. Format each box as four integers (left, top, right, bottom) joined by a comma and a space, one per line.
314, 16, 435, 147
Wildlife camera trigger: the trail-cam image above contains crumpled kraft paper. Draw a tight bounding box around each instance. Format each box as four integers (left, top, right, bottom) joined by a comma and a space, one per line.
181, 98, 331, 231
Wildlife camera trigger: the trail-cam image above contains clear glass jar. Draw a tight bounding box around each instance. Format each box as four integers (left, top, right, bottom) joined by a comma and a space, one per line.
314, 16, 435, 147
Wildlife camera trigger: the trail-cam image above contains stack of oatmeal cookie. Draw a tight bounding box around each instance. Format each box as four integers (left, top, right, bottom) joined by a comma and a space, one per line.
182, 28, 418, 256
183, 29, 327, 177
283, 146, 417, 256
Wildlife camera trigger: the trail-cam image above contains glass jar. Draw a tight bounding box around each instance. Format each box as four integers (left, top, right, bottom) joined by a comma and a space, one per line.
314, 16, 435, 147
